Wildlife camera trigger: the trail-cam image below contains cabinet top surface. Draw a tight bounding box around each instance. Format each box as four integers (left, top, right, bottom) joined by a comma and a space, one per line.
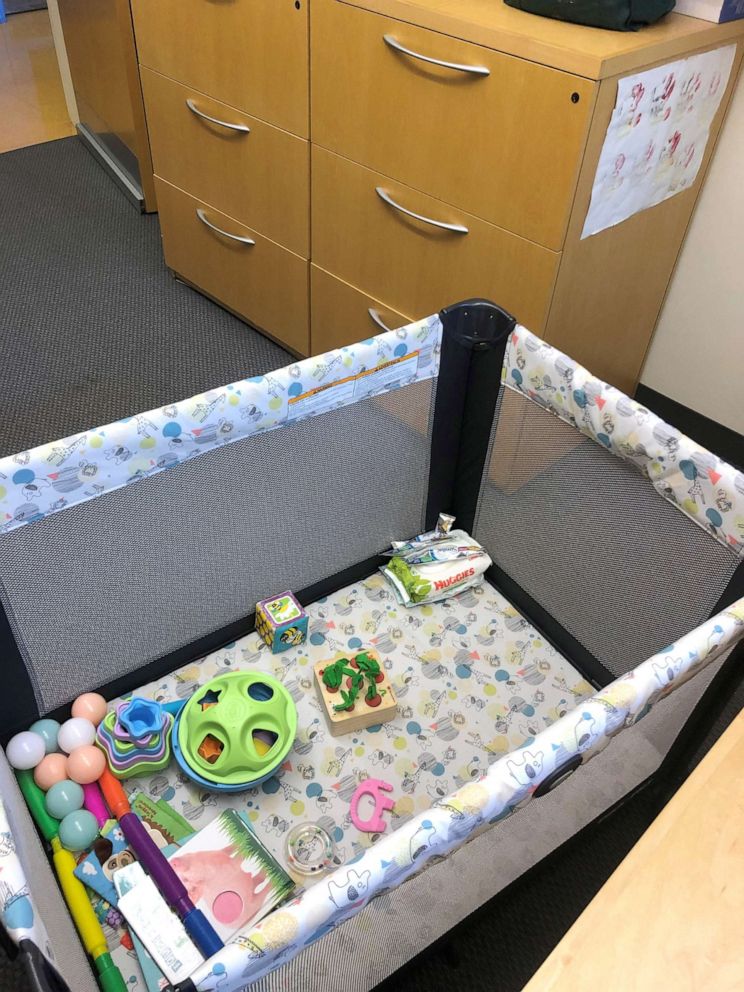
341, 0, 744, 78
522, 709, 744, 991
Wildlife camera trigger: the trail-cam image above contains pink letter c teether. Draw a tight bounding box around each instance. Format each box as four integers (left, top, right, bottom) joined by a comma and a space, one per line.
350, 778, 395, 833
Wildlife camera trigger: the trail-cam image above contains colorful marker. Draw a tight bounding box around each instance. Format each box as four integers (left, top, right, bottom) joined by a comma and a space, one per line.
16, 770, 126, 992
98, 768, 223, 958
81, 782, 109, 828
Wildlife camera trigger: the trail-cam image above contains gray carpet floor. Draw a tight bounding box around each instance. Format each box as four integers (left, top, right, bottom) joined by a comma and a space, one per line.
0, 137, 289, 458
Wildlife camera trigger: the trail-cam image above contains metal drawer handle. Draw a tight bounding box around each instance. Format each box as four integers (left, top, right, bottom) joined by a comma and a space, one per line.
383, 34, 490, 77
186, 98, 251, 133
196, 208, 255, 245
368, 308, 392, 333
375, 187, 469, 235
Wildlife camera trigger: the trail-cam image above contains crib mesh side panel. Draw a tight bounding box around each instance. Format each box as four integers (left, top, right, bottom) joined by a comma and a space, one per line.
0, 382, 432, 712
474, 387, 738, 677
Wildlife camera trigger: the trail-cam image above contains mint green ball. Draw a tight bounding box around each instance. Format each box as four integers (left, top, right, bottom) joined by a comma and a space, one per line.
59, 810, 98, 852
45, 779, 84, 820
29, 719, 61, 754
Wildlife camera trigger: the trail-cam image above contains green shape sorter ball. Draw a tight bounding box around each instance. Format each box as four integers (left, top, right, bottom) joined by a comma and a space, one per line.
177, 671, 297, 788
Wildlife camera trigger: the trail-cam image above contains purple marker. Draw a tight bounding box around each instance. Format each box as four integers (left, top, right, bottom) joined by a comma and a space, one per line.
98, 768, 222, 957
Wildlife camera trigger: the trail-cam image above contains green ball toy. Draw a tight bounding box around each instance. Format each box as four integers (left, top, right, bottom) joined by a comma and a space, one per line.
29, 718, 61, 754
175, 670, 297, 790
59, 809, 98, 851
45, 779, 84, 820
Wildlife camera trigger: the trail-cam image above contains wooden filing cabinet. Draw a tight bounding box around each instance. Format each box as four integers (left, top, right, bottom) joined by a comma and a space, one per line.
131, 0, 309, 138
130, 0, 310, 354
310, 266, 414, 351
140, 68, 310, 258
311, 0, 595, 251
153, 178, 310, 356
311, 145, 561, 334
132, 0, 744, 390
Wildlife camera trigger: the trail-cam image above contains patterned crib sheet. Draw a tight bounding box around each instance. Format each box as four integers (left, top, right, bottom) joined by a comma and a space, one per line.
115, 574, 594, 872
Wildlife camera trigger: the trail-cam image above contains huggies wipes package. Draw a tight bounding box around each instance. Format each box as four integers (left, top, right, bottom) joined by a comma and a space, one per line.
380, 514, 492, 607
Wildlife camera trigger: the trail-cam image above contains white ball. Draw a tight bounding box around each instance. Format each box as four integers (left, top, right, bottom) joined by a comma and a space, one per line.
57, 717, 96, 754
6, 731, 46, 770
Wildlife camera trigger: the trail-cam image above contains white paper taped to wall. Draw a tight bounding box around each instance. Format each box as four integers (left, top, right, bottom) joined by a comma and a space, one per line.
581, 44, 736, 240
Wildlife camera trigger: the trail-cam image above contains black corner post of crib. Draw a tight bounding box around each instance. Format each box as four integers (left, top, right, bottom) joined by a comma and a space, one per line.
426, 299, 516, 533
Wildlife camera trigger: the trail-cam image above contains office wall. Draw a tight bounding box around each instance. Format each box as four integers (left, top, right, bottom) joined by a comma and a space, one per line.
47, 0, 79, 123
641, 71, 743, 435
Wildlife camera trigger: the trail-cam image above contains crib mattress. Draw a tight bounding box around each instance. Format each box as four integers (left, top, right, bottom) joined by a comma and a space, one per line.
113, 573, 594, 873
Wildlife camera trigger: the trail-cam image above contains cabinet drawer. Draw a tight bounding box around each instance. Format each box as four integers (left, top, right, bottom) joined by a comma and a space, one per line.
310, 265, 415, 354
131, 0, 308, 137
312, 0, 594, 250
141, 68, 309, 257
155, 178, 308, 355
311, 146, 560, 333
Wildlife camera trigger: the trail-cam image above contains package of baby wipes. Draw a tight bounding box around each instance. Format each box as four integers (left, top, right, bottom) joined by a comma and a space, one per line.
380, 517, 491, 607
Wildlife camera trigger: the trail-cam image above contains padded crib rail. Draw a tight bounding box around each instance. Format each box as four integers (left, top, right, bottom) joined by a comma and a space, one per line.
0, 317, 442, 533
0, 798, 65, 992
501, 327, 744, 557
471, 321, 744, 685
0, 314, 446, 735
179, 596, 744, 992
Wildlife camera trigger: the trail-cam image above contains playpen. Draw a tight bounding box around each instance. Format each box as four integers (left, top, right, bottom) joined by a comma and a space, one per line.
1, 300, 742, 992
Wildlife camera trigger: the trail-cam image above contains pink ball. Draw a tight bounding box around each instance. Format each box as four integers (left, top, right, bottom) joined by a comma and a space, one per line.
71, 692, 108, 726
67, 745, 106, 785
33, 753, 68, 791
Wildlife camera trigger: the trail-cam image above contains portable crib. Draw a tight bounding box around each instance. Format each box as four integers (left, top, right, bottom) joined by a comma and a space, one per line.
1, 300, 742, 992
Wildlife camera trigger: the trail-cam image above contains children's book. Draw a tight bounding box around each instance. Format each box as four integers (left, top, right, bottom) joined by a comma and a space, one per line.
168, 809, 294, 942
116, 863, 203, 985
74, 821, 135, 906
73, 794, 193, 904
76, 820, 187, 992
130, 793, 193, 846
89, 894, 148, 992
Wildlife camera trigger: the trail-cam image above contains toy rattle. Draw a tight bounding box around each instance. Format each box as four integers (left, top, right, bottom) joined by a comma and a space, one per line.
349, 778, 395, 834
285, 822, 337, 876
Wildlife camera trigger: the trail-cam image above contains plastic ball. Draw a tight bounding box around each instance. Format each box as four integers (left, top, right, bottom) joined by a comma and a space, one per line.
59, 809, 98, 852
29, 719, 61, 754
6, 731, 46, 770
71, 693, 108, 726
45, 779, 84, 820
57, 717, 96, 754
67, 745, 106, 785
33, 753, 68, 791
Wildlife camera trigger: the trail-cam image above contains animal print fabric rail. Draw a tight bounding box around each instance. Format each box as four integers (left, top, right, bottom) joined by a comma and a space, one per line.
116, 572, 592, 864
0, 315, 441, 534
503, 326, 744, 556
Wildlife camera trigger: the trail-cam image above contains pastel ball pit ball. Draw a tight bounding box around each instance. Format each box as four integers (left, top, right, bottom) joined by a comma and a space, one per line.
71, 693, 108, 726
67, 745, 106, 785
6, 731, 46, 770
59, 809, 98, 852
45, 780, 84, 820
58, 717, 96, 754
29, 718, 61, 754
34, 753, 68, 791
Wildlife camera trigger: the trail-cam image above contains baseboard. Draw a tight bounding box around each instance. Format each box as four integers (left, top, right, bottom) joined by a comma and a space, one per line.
76, 124, 144, 211
635, 384, 744, 470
